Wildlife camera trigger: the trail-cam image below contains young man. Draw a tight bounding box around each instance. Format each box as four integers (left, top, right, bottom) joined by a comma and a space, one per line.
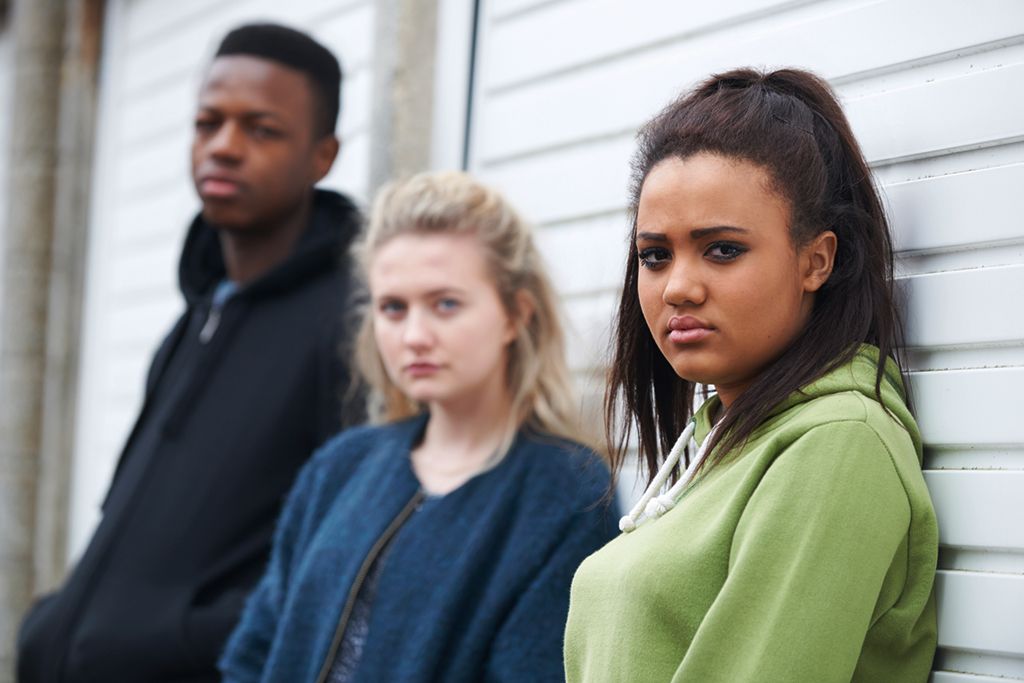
18, 24, 364, 683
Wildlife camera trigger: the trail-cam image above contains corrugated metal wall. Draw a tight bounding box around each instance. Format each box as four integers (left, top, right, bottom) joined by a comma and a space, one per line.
68, 0, 377, 560
462, 0, 1024, 679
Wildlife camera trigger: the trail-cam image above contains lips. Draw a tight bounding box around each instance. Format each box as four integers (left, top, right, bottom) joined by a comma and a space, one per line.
197, 174, 243, 199
405, 362, 441, 378
667, 316, 714, 344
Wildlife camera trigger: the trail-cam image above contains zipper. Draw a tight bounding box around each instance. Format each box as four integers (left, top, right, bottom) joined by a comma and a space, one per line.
198, 305, 222, 344
314, 489, 426, 683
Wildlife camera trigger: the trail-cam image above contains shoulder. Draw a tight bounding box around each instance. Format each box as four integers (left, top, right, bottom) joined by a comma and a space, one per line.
310, 418, 418, 472
781, 390, 909, 447
277, 418, 421, 538
512, 433, 612, 509
293, 419, 415, 499
760, 393, 923, 504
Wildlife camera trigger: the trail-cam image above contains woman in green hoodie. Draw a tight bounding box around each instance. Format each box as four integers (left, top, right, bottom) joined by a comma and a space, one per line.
564, 68, 938, 683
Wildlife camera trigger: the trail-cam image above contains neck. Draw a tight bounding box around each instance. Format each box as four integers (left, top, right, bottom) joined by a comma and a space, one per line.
217, 193, 312, 284
413, 381, 516, 494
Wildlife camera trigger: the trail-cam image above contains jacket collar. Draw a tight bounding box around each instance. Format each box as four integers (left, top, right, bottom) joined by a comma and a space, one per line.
177, 189, 362, 305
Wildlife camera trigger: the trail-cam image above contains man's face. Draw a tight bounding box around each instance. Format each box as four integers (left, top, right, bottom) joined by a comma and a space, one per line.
191, 55, 337, 232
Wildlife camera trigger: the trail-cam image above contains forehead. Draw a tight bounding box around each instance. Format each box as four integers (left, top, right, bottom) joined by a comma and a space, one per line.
638, 154, 788, 233
199, 55, 313, 116
369, 233, 491, 294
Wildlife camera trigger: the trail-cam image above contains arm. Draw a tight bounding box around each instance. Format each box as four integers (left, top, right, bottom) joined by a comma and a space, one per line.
672, 421, 911, 683
486, 501, 618, 683
218, 456, 327, 683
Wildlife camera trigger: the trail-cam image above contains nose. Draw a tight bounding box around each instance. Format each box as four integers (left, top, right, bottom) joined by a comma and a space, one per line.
662, 260, 706, 307
402, 307, 435, 351
206, 120, 244, 164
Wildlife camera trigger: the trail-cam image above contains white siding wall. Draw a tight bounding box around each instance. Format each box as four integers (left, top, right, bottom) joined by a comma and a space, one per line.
462, 0, 1024, 679
68, 0, 377, 560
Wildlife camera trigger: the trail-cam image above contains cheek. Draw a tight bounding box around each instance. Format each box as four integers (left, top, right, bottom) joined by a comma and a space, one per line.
458, 312, 512, 369
732, 267, 804, 340
636, 272, 663, 329
373, 319, 401, 370
190, 140, 205, 172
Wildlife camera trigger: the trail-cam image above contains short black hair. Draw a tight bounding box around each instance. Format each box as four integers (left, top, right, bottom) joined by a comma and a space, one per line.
216, 23, 342, 138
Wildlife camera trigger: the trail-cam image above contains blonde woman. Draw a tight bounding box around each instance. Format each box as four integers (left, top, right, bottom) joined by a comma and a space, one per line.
219, 171, 617, 683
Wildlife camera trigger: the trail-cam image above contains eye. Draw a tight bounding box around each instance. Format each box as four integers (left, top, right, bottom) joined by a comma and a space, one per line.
250, 123, 284, 140
435, 298, 460, 314
378, 299, 406, 318
638, 246, 670, 269
705, 241, 747, 262
194, 117, 220, 134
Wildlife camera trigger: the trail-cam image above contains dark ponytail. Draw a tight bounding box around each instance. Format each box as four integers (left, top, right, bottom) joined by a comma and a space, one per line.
606, 68, 907, 488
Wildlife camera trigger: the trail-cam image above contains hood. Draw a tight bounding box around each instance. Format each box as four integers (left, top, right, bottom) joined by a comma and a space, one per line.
177, 189, 362, 305
694, 344, 920, 466
619, 344, 919, 534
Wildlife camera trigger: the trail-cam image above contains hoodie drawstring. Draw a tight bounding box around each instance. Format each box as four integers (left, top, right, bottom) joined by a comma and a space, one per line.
619, 419, 718, 533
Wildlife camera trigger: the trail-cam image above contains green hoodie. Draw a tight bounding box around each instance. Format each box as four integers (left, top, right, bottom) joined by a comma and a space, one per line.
564, 346, 938, 683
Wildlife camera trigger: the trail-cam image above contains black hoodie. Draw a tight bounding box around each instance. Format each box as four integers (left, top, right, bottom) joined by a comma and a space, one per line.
18, 190, 365, 683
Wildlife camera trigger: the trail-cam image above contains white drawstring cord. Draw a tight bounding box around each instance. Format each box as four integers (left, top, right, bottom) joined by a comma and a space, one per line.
619, 420, 716, 533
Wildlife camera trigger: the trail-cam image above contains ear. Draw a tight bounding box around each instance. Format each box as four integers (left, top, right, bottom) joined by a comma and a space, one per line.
505, 290, 535, 345
801, 230, 836, 293
310, 134, 340, 184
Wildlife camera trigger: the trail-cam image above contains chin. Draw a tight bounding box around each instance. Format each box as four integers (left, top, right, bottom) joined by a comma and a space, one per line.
200, 204, 254, 231
666, 357, 723, 386
398, 382, 444, 405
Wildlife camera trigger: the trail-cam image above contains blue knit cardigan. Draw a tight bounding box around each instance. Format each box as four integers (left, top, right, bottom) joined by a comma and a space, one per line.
219, 415, 618, 683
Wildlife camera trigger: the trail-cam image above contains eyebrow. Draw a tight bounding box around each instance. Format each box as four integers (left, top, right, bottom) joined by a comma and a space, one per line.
373, 287, 467, 300
636, 226, 749, 242
197, 106, 284, 121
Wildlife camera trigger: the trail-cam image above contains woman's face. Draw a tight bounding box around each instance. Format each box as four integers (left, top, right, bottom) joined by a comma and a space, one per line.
635, 153, 834, 408
370, 232, 518, 412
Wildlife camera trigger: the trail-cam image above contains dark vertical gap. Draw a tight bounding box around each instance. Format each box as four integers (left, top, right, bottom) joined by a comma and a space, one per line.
461, 0, 481, 170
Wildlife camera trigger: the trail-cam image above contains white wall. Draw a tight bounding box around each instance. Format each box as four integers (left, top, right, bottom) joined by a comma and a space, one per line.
461, 0, 1024, 679
68, 0, 377, 561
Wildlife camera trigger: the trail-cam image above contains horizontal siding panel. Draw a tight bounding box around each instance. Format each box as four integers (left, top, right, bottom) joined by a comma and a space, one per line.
112, 186, 198, 248
337, 68, 375, 136
120, 77, 196, 147
934, 648, 1024, 680
562, 290, 618, 372
903, 264, 1024, 348
312, 2, 376, 71
925, 471, 1024, 550
485, 0, 790, 88
320, 130, 372, 202
911, 367, 1024, 446
489, 0, 557, 21
473, 0, 1024, 163
478, 136, 633, 224
935, 570, 1024, 656
126, 0, 231, 45
533, 213, 628, 297
932, 671, 1024, 683
487, 0, 1024, 90
106, 240, 180, 296
113, 130, 192, 197
122, 22, 217, 94
848, 61, 1024, 164
108, 298, 183, 349
887, 163, 1024, 253
123, 0, 375, 94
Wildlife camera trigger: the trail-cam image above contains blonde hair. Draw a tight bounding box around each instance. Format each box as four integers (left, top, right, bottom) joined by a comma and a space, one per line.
354, 171, 585, 454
